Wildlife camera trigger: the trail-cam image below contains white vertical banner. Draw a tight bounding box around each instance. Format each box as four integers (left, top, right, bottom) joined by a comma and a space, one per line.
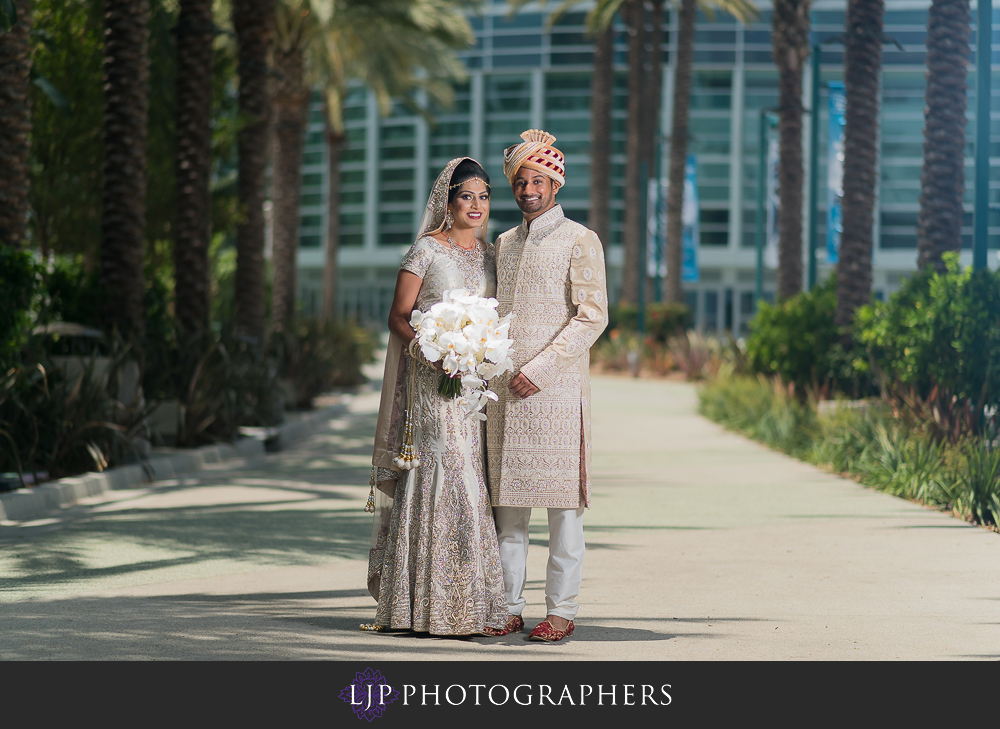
647, 177, 666, 278
650, 155, 700, 282
764, 135, 780, 269
827, 81, 846, 264
681, 155, 700, 282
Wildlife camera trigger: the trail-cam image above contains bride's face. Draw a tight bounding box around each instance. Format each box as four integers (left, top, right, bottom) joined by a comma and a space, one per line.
449, 179, 490, 230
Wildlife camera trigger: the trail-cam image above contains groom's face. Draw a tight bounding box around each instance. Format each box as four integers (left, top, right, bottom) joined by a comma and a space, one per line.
511, 169, 559, 218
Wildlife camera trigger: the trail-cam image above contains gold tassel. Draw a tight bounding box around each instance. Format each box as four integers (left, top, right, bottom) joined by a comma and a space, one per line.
392, 348, 421, 470
364, 467, 376, 513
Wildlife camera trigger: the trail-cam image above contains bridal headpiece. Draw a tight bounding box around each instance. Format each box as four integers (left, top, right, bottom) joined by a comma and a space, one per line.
418, 157, 490, 239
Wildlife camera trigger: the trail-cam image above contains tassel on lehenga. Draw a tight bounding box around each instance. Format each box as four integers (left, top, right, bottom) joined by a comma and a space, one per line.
365, 345, 421, 514
392, 351, 421, 471
365, 468, 376, 513
391, 406, 420, 471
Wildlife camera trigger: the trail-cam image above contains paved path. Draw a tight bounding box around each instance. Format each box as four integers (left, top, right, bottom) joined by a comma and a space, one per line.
1, 376, 998, 660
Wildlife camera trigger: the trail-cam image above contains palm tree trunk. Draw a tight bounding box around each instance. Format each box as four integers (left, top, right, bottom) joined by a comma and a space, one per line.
0, 0, 32, 249
665, 0, 695, 305
644, 0, 665, 298
174, 0, 215, 336
916, 0, 970, 272
270, 44, 309, 332
323, 119, 344, 320
643, 0, 665, 165
771, 0, 810, 299
835, 0, 883, 329
588, 24, 613, 248
100, 0, 150, 341
621, 0, 645, 306
233, 0, 275, 341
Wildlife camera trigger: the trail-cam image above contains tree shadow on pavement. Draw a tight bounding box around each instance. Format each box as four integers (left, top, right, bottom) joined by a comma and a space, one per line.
0, 505, 373, 595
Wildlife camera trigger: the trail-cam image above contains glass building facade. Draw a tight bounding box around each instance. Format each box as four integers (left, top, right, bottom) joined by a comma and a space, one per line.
294, 0, 1000, 333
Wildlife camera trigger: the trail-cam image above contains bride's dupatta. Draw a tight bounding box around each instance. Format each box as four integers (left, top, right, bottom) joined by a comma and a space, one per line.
367, 156, 490, 601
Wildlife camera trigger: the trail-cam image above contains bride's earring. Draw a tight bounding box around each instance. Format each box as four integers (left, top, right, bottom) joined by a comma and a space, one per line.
444, 210, 454, 230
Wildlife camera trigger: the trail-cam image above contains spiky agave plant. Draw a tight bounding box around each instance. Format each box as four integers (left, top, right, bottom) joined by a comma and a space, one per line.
954, 442, 1000, 527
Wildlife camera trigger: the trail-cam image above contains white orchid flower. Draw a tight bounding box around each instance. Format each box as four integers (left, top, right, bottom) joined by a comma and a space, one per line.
411, 289, 517, 418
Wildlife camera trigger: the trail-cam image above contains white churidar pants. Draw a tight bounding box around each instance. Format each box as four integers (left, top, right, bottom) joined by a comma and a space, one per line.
494, 506, 586, 620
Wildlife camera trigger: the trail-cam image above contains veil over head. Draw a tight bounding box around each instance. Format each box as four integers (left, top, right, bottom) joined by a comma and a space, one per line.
418, 156, 491, 241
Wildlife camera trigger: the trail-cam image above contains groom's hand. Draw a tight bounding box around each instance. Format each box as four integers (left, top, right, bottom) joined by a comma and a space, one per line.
509, 372, 539, 398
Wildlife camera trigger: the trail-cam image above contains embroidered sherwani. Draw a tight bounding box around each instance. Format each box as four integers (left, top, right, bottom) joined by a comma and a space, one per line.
486, 204, 609, 509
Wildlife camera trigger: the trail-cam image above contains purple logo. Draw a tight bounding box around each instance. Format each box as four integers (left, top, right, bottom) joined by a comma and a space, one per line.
339, 667, 400, 721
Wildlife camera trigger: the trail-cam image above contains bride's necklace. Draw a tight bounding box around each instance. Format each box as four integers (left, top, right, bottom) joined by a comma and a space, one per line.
446, 231, 477, 251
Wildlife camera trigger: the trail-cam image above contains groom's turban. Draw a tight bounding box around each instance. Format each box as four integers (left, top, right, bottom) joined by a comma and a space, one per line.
503, 129, 565, 188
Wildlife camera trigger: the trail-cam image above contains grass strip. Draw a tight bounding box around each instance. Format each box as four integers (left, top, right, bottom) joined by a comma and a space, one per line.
698, 375, 1000, 531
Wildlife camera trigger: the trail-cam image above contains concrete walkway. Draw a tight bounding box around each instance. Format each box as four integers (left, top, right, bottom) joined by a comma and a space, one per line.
1, 376, 997, 660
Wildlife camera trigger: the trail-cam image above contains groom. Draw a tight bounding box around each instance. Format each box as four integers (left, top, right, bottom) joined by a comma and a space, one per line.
484, 129, 609, 642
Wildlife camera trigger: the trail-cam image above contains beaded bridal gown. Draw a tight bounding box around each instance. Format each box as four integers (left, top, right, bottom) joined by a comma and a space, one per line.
367, 159, 507, 636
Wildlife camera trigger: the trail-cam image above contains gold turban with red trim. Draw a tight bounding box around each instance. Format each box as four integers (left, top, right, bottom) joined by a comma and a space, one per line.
503, 129, 565, 188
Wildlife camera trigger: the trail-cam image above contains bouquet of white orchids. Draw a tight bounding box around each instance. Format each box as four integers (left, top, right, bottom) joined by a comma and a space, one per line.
410, 289, 515, 420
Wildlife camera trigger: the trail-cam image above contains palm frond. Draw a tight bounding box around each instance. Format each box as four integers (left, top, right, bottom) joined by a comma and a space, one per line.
308, 0, 474, 129
697, 0, 758, 24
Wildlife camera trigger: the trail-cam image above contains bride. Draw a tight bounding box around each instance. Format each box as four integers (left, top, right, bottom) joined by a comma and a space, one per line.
365, 157, 508, 635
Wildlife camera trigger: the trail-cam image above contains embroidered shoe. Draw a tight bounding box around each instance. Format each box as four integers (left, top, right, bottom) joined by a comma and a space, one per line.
481, 614, 524, 636
528, 619, 575, 642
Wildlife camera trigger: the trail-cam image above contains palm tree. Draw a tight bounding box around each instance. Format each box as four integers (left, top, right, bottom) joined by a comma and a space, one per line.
232, 0, 276, 341
322, 98, 344, 320
619, 0, 644, 305
311, 0, 474, 320
100, 0, 150, 341
525, 0, 756, 305
270, 0, 319, 332
835, 0, 883, 329
0, 0, 32, 249
916, 0, 970, 272
662, 0, 756, 306
771, 0, 810, 300
174, 0, 215, 336
589, 23, 614, 250
507, 0, 619, 260
662, 0, 695, 306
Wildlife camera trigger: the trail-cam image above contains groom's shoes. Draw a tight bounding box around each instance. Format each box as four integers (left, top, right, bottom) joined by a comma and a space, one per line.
529, 618, 575, 642
481, 614, 524, 637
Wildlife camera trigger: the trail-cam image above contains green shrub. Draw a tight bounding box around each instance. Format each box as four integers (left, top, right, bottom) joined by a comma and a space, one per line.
953, 442, 1000, 527
856, 253, 1000, 434
269, 318, 377, 409
0, 350, 149, 479
745, 275, 868, 397
605, 302, 692, 343
699, 374, 1000, 530
138, 328, 284, 447
698, 374, 820, 457
41, 258, 102, 328
0, 247, 43, 372
41, 256, 178, 359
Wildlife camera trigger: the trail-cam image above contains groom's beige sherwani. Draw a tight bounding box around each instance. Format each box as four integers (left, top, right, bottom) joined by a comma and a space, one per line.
486, 204, 609, 509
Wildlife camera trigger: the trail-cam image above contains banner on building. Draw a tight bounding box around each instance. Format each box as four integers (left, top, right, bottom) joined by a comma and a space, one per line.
648, 155, 699, 283
764, 134, 780, 269
681, 155, 699, 283
826, 82, 846, 264
647, 177, 666, 278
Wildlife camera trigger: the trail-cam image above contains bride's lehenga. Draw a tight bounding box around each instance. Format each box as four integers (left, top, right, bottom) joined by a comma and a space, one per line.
367, 158, 507, 635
